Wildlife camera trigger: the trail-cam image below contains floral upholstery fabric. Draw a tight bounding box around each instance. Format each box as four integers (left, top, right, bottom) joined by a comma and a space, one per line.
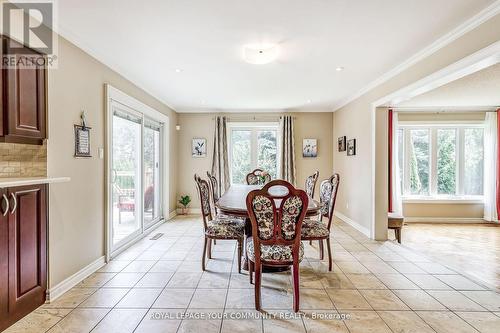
246, 238, 304, 262
205, 215, 245, 239
208, 174, 219, 201
252, 195, 274, 240
319, 181, 333, 216
281, 195, 304, 240
301, 218, 329, 238
198, 181, 211, 216
305, 175, 316, 198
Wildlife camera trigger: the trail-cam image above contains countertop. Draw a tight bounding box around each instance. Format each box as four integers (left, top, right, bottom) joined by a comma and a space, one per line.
0, 177, 71, 188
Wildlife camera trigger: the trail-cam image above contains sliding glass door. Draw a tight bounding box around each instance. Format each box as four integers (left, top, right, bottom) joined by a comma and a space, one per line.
143, 119, 162, 229
110, 104, 164, 253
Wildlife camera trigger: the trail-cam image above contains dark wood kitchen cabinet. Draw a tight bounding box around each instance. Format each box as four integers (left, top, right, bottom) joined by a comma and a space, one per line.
0, 35, 47, 145
0, 184, 47, 331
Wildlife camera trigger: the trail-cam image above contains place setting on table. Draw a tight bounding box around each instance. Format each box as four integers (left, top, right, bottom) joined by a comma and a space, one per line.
194, 168, 340, 312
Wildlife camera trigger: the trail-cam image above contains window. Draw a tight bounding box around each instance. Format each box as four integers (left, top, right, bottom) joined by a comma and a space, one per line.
398, 124, 484, 198
229, 123, 279, 184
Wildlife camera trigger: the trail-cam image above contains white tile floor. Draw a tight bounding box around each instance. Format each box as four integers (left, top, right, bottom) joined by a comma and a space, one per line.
5, 215, 500, 333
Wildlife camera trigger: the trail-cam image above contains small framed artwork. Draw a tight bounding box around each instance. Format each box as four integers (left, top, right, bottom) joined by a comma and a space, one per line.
347, 139, 356, 156
338, 136, 346, 152
303, 138, 317, 158
192, 138, 207, 157
74, 125, 92, 157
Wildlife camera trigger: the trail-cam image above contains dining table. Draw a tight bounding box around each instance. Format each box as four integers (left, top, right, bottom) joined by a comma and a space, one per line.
216, 184, 321, 271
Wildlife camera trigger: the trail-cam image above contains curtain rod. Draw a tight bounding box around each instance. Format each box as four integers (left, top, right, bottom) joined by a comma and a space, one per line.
211, 115, 296, 121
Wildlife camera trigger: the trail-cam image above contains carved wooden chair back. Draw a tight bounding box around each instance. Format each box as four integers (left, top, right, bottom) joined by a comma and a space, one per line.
246, 168, 272, 185
246, 180, 308, 264
304, 171, 319, 198
194, 174, 212, 229
206, 171, 219, 202
319, 173, 340, 230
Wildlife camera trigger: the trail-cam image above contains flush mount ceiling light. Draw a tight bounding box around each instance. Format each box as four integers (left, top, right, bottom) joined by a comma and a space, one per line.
243, 44, 279, 65
335, 66, 344, 71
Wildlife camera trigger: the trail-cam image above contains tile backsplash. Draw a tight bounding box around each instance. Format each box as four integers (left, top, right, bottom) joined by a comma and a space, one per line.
0, 143, 47, 177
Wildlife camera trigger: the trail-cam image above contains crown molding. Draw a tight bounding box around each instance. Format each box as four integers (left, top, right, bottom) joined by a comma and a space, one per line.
332, 0, 500, 112
372, 40, 500, 108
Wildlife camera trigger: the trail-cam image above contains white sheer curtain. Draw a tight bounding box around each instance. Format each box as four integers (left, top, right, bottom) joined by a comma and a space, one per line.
391, 111, 403, 215
484, 111, 498, 222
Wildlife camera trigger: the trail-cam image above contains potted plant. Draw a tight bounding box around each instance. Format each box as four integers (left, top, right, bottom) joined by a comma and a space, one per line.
178, 195, 191, 215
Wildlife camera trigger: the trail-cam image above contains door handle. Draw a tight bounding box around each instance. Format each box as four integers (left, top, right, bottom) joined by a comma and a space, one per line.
112, 169, 117, 184
9, 193, 17, 214
1, 194, 9, 217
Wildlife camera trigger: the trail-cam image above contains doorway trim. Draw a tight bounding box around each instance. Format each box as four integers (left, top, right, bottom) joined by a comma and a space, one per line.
369, 41, 500, 240
105, 84, 170, 261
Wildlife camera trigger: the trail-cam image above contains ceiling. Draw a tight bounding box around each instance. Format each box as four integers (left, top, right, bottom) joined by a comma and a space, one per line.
397, 63, 500, 108
56, 0, 495, 112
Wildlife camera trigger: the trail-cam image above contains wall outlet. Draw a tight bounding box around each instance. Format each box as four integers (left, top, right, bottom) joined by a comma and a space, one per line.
346, 203, 349, 209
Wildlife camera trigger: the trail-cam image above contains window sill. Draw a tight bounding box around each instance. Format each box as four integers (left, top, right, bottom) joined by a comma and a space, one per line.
402, 196, 484, 204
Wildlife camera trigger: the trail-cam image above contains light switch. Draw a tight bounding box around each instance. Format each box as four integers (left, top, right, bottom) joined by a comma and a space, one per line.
98, 147, 104, 159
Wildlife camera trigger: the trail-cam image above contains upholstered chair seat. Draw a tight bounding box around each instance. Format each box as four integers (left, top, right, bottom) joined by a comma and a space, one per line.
205, 216, 245, 238
246, 239, 304, 262
301, 219, 330, 238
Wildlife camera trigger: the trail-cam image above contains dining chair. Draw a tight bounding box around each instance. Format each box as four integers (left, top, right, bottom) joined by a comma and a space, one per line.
246, 180, 309, 312
194, 174, 244, 273
246, 168, 271, 185
304, 171, 319, 198
301, 173, 340, 271
206, 171, 220, 215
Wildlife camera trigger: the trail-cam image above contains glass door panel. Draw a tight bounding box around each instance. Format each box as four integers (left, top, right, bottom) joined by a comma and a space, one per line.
230, 130, 252, 184
144, 122, 161, 228
257, 130, 278, 179
111, 110, 142, 248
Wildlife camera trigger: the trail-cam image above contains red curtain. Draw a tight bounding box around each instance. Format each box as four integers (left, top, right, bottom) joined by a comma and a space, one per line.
388, 109, 393, 213
496, 109, 500, 219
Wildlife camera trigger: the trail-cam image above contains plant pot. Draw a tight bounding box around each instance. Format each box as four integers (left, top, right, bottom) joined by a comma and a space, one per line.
180, 207, 189, 215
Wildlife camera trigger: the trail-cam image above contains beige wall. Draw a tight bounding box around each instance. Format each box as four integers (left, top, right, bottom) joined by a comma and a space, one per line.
47, 36, 178, 287
333, 14, 500, 239
177, 112, 333, 209
403, 203, 483, 219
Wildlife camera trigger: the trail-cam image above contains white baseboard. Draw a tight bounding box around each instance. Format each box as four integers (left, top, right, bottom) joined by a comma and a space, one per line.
334, 212, 371, 237
176, 208, 201, 214
404, 217, 487, 223
47, 256, 106, 302
168, 210, 178, 220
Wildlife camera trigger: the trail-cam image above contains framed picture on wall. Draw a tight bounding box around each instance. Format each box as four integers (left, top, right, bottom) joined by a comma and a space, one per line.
74, 125, 92, 157
338, 136, 346, 152
302, 138, 317, 157
347, 139, 356, 156
192, 138, 207, 157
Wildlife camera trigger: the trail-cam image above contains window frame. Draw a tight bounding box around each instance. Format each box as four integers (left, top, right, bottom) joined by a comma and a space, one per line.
227, 122, 281, 184
398, 121, 484, 202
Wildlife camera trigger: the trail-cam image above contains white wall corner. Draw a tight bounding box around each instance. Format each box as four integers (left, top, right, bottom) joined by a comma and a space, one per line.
47, 256, 106, 302
334, 211, 371, 238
